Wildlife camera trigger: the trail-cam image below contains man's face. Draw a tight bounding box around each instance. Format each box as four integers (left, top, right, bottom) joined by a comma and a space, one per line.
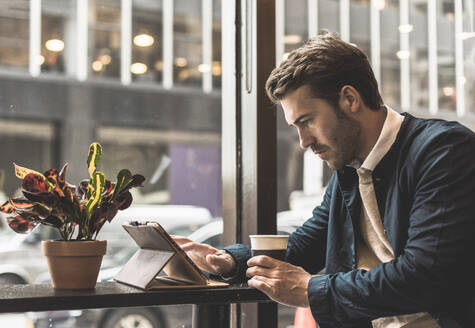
281, 85, 361, 170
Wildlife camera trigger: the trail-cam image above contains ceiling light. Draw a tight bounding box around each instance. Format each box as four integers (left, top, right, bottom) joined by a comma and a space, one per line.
154, 60, 163, 71
99, 54, 111, 65
198, 64, 210, 73
92, 61, 103, 72
178, 69, 190, 80
130, 62, 147, 74
36, 55, 45, 65
212, 61, 221, 76
442, 86, 454, 97
284, 34, 302, 45
398, 24, 414, 33
133, 33, 154, 47
374, 0, 385, 11
396, 50, 410, 59
174, 57, 188, 67
45, 39, 64, 52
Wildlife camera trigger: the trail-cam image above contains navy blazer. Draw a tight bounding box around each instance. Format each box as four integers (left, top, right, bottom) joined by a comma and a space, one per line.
224, 113, 475, 327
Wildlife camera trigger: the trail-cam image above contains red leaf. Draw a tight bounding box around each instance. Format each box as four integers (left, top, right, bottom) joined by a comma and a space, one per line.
0, 200, 15, 214
42, 215, 63, 228
44, 168, 59, 185
9, 198, 35, 211
23, 191, 57, 207
22, 173, 49, 194
7, 214, 39, 234
102, 179, 114, 197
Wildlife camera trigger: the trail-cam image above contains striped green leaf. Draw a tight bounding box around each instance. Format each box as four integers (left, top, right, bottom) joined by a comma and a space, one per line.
86, 171, 105, 219
87, 142, 103, 177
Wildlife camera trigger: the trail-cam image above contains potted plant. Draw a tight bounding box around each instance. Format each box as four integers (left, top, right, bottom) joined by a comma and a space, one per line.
0, 142, 145, 289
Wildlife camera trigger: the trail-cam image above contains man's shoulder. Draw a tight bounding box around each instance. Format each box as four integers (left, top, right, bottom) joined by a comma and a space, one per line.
398, 113, 474, 151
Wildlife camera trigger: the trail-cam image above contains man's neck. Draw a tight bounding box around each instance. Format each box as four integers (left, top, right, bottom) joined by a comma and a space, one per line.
356, 106, 388, 163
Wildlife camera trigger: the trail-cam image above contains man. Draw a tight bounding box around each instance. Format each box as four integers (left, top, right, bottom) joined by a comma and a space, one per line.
173, 31, 475, 327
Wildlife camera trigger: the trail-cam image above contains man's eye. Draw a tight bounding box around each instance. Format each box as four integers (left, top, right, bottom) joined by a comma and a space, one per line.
301, 119, 310, 127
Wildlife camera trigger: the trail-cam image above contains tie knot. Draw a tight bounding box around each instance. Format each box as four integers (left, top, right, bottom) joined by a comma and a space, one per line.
357, 167, 373, 184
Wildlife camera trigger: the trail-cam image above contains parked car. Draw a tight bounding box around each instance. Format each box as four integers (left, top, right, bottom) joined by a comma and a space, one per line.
0, 205, 214, 285
28, 210, 310, 328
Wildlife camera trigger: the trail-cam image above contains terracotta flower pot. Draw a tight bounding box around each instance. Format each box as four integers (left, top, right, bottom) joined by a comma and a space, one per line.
42, 240, 107, 289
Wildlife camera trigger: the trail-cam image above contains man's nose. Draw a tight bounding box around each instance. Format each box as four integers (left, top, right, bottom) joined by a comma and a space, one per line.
298, 129, 313, 149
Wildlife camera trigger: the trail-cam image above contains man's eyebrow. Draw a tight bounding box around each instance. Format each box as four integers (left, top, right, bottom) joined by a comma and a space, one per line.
290, 113, 313, 126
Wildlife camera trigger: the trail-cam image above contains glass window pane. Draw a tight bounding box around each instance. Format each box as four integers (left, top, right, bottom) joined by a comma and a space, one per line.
132, 0, 163, 83
350, 0, 371, 60
0, 0, 29, 71
464, 3, 475, 115
89, 0, 121, 79
0, 1, 223, 327
319, 0, 339, 33
41, 0, 75, 75
380, 0, 401, 109
212, 0, 221, 89
174, 0, 202, 87
437, 0, 456, 112
409, 1, 429, 111
284, 0, 307, 53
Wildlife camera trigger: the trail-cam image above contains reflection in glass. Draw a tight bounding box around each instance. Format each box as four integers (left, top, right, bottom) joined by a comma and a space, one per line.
409, 1, 429, 111
132, 0, 163, 83
89, 0, 121, 79
284, 0, 307, 54
212, 0, 221, 89
174, 0, 202, 87
380, 0, 400, 109
350, 0, 371, 60
41, 0, 75, 74
463, 2, 475, 114
0, 0, 29, 70
319, 0, 339, 33
437, 0, 456, 111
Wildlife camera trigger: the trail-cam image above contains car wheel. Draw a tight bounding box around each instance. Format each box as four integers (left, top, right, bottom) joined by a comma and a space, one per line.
103, 308, 164, 328
0, 274, 27, 285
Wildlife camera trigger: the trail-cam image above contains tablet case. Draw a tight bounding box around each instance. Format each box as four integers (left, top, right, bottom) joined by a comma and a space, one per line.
114, 221, 228, 290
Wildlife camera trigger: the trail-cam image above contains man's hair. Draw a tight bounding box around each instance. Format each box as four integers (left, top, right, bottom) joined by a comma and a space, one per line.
265, 31, 383, 110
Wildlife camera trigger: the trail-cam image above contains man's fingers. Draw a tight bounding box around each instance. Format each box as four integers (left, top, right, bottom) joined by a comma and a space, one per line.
246, 266, 273, 278
179, 242, 199, 252
248, 276, 273, 295
171, 235, 192, 245
247, 255, 278, 268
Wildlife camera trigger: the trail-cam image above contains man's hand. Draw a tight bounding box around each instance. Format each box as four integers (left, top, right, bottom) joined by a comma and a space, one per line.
246, 255, 311, 308
172, 236, 237, 276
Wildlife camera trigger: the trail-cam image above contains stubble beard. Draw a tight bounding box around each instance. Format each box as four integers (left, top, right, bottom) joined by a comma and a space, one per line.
325, 110, 361, 170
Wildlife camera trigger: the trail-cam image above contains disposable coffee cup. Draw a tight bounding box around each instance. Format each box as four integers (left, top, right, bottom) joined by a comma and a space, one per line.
250, 235, 288, 261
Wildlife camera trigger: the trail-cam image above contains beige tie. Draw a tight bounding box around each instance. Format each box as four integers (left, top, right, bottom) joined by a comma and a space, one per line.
357, 167, 394, 263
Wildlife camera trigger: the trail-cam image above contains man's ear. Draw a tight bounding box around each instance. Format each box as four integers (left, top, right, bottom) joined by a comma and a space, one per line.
339, 85, 361, 113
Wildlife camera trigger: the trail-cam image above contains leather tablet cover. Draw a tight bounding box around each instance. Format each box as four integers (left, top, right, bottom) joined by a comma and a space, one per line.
114, 222, 227, 290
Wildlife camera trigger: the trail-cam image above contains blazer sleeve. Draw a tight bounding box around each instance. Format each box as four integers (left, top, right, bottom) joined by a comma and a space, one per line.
307, 127, 475, 326
285, 173, 335, 273
220, 174, 335, 283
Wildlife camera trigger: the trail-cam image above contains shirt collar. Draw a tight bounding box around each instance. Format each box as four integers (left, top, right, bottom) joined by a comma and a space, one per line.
359, 106, 404, 171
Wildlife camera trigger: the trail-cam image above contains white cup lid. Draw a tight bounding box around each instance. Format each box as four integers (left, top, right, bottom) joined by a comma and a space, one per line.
249, 235, 288, 250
